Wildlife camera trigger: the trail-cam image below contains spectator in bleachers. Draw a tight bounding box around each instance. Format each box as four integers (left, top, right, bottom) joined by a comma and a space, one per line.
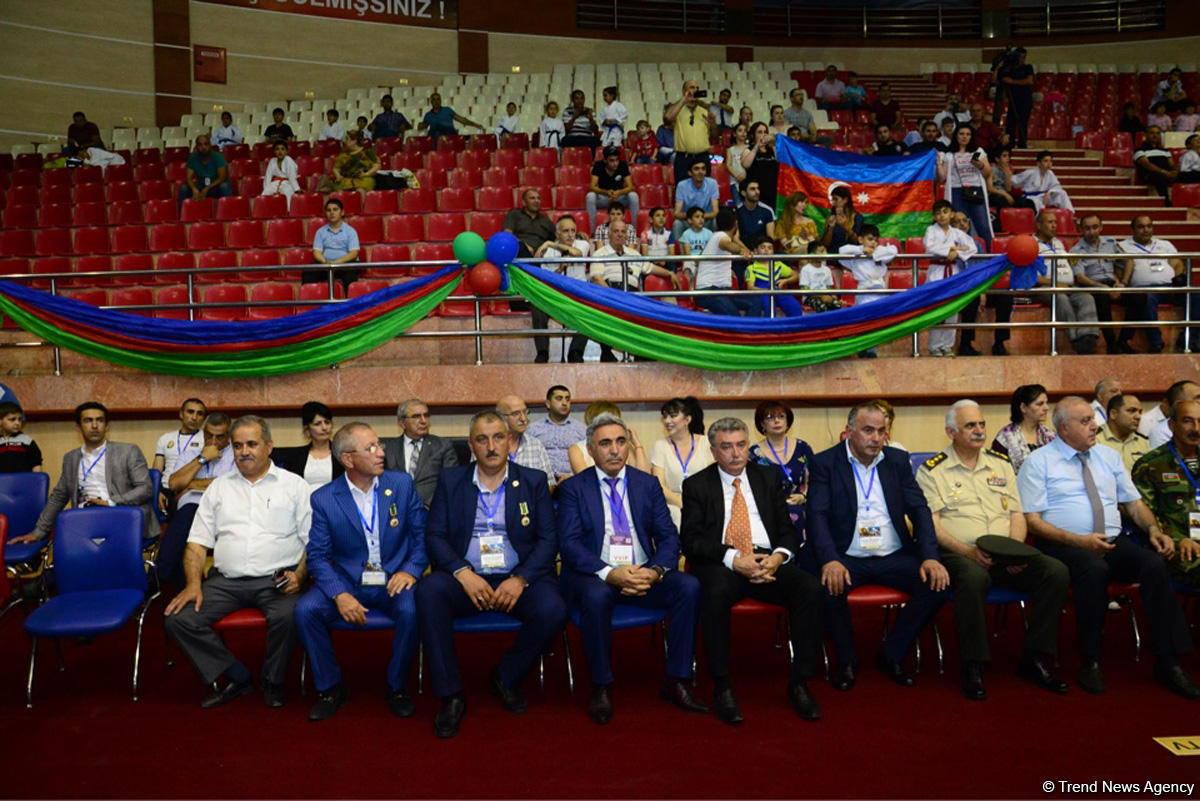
1013, 151, 1074, 212
592, 202, 624, 249
503, 188, 555, 258
924, 200, 979, 357
263, 107, 295, 143
590, 218, 680, 359
532, 215, 592, 362
786, 126, 804, 143
262, 140, 300, 209
493, 102, 521, 145
1119, 102, 1145, 134
672, 160, 720, 240
1000, 48, 1034, 148
319, 108, 346, 142
1179, 134, 1200, 181
954, 201, 1012, 356
1134, 126, 1179, 203
332, 131, 380, 195
66, 111, 104, 155
76, 145, 126, 175
562, 89, 601, 149
836, 225, 898, 358
783, 88, 816, 143
903, 118, 926, 148
664, 80, 716, 184
1034, 210, 1100, 355
418, 93, 483, 140
768, 105, 790, 138
814, 64, 846, 111
907, 120, 943, 155
798, 242, 840, 312
655, 116, 675, 165
987, 147, 1035, 226
272, 402, 341, 487
842, 72, 867, 109
630, 120, 658, 165
1151, 67, 1190, 113
968, 103, 1005, 152
1174, 102, 1199, 133
678, 207, 713, 256
933, 94, 970, 131
309, 197, 360, 293
1069, 214, 1123, 355
938, 123, 993, 247
738, 105, 754, 129
776, 191, 820, 255
820, 185, 863, 252
0, 402, 41, 473
712, 88, 736, 133
869, 82, 903, 130
735, 180, 775, 244
867, 123, 905, 156
746, 240, 802, 317
741, 121, 778, 212
639, 206, 675, 263
539, 101, 565, 149
937, 116, 957, 149
1147, 102, 1172, 132
598, 86, 627, 149
1116, 214, 1190, 354
689, 208, 759, 318
212, 111, 244, 148
354, 116, 373, 142
369, 94, 411, 140
725, 123, 749, 195
177, 134, 232, 213
586, 145, 639, 232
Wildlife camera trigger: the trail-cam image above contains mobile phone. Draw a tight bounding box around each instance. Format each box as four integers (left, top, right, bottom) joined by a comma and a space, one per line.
694, 90, 708, 99
273, 569, 291, 590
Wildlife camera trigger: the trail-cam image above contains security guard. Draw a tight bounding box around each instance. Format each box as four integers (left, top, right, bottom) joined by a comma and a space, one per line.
1131, 398, 1200, 590
917, 400, 1070, 700
1097, 393, 1150, 474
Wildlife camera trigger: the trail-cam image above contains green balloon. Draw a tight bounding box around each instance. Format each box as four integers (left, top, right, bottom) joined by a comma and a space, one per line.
452, 232, 487, 267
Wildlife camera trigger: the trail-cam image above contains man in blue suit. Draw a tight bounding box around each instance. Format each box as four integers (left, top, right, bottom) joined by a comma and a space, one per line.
416, 410, 567, 738
807, 401, 950, 691
295, 423, 428, 721
558, 412, 708, 724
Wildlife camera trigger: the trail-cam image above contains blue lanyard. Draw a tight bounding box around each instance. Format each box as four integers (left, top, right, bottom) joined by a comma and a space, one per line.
603, 474, 628, 517
80, 447, 105, 484
1129, 241, 1154, 254
672, 437, 695, 479
766, 438, 792, 483
355, 485, 378, 536
177, 430, 198, 456
851, 459, 877, 513
1168, 443, 1200, 504
479, 483, 505, 528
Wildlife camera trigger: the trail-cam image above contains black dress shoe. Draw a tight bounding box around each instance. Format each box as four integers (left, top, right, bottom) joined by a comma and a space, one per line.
960, 662, 987, 701
433, 695, 466, 738
1077, 660, 1106, 695
1153, 662, 1200, 700
489, 670, 527, 714
991, 342, 1009, 356
1015, 655, 1069, 694
712, 687, 743, 725
659, 678, 709, 714
262, 681, 287, 708
831, 663, 857, 692
788, 681, 820, 721
200, 679, 254, 709
308, 684, 348, 721
588, 684, 613, 725
957, 343, 981, 357
533, 352, 549, 364
876, 652, 915, 687
387, 688, 416, 717
1115, 341, 1137, 354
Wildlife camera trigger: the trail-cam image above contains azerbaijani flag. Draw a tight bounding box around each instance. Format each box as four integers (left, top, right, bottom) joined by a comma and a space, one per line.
775, 136, 936, 240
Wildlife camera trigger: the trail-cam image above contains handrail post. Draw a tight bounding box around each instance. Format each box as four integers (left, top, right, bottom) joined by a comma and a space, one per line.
186, 274, 195, 322
473, 292, 483, 366
911, 254, 920, 357
1185, 255, 1193, 353
1048, 252, 1058, 356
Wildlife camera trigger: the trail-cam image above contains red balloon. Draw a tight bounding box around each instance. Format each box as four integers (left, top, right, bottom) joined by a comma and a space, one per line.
1007, 234, 1040, 267
468, 261, 502, 295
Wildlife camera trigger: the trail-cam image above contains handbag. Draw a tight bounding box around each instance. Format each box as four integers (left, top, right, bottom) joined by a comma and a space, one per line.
954, 153, 985, 205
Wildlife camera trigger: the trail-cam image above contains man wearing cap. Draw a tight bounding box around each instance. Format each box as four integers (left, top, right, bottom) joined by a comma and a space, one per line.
585, 146, 640, 233
916, 400, 1069, 700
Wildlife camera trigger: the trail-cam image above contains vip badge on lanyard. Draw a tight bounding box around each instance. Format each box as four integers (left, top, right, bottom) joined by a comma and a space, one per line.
605, 477, 634, 566
356, 488, 382, 583
859, 525, 883, 550
852, 460, 884, 549
362, 562, 386, 586
78, 447, 105, 504
672, 437, 696, 480
479, 485, 507, 570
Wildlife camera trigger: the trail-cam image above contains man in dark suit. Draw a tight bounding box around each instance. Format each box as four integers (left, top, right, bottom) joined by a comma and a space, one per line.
415, 410, 567, 738
16, 401, 154, 546
383, 397, 458, 508
296, 422, 428, 721
558, 412, 707, 724
807, 401, 950, 691
681, 417, 823, 725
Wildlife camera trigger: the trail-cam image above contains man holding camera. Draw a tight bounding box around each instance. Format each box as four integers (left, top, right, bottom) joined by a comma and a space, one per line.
164, 416, 313, 710
664, 79, 716, 185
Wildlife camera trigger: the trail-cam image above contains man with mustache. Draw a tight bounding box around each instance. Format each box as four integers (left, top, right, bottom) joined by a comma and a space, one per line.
916, 400, 1069, 700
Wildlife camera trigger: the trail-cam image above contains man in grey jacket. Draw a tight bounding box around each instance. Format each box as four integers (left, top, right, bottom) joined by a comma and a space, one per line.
383, 398, 458, 508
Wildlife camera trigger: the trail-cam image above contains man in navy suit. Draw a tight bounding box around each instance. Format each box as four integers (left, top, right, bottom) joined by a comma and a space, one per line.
807, 401, 950, 691
415, 410, 567, 738
558, 412, 708, 724
295, 423, 428, 721
681, 417, 823, 725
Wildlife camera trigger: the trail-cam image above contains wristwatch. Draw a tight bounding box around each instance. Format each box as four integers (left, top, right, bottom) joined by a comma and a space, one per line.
197, 455, 208, 466
650, 565, 666, 582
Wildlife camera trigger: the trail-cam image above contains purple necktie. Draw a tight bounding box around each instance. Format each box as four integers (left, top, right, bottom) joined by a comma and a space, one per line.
604, 477, 633, 547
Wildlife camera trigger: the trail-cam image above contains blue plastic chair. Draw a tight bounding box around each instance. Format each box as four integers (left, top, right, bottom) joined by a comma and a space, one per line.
416, 610, 566, 694
908, 451, 937, 475
564, 603, 669, 694
0, 472, 50, 567
22, 507, 158, 707
148, 468, 168, 524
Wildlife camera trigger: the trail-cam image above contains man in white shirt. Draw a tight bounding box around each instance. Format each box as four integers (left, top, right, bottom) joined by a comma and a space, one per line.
532, 214, 593, 363
153, 397, 208, 510
319, 108, 346, 142
1148, 380, 1200, 449
924, 200, 979, 356
496, 395, 558, 488
164, 415, 312, 710
590, 219, 679, 361
1138, 381, 1197, 438
1116, 215, 1191, 354
1090, 377, 1122, 427
690, 208, 760, 318
1034, 210, 1099, 354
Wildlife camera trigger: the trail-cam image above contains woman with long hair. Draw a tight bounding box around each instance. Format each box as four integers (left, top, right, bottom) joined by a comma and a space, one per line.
649, 397, 712, 529
740, 121, 779, 212
820, 184, 862, 251
775, 191, 820, 254
937, 122, 993, 248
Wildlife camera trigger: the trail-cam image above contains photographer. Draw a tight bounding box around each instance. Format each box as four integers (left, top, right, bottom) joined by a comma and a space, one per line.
990, 44, 1020, 122
1001, 47, 1034, 148
664, 78, 717, 185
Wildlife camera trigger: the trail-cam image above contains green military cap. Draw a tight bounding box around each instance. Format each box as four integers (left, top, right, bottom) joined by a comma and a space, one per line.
976, 534, 1039, 566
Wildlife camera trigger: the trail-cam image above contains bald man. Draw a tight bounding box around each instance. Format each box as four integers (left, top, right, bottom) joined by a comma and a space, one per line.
495, 395, 556, 488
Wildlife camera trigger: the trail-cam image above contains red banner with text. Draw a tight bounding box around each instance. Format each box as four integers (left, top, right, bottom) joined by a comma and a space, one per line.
195, 0, 457, 29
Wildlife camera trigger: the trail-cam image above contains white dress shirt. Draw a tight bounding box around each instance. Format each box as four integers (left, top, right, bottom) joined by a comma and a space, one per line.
176, 445, 235, 507
187, 462, 312, 578
591, 243, 653, 288
405, 436, 424, 473
717, 467, 792, 570
347, 474, 382, 567
1117, 236, 1176, 287
594, 466, 648, 581
79, 442, 110, 503
845, 441, 903, 557
1139, 403, 1167, 438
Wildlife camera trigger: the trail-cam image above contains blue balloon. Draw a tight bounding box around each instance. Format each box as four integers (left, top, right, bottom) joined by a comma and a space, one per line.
485, 232, 520, 266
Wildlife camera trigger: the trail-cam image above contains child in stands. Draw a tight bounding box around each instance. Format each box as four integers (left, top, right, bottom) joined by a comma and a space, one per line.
1179, 134, 1200, 182
1148, 102, 1172, 131
1174, 101, 1199, 133
639, 206, 675, 263
799, 242, 841, 312
355, 115, 372, 141
262, 140, 300, 208
922, 200, 978, 356
539, 101, 565, 150
631, 120, 658, 164
592, 201, 624, 249
598, 86, 627, 149
319, 108, 345, 141
677, 206, 713, 256
0, 403, 41, 473
746, 239, 803, 317
494, 102, 521, 145
838, 223, 900, 357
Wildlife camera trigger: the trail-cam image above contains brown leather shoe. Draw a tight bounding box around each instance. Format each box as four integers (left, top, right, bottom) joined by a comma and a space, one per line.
659, 678, 709, 714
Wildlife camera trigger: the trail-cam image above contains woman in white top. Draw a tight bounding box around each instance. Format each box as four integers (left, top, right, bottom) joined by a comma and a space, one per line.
568, 400, 648, 474
271, 400, 342, 486
767, 105, 790, 138
261, 140, 300, 207
725, 123, 749, 197
649, 397, 714, 529
937, 123, 993, 248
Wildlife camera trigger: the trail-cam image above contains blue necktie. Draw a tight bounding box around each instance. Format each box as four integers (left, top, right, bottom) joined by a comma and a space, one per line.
604, 477, 632, 546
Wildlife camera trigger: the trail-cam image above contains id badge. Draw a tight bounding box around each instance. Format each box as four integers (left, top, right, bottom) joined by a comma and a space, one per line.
480, 534, 507, 570
610, 544, 634, 566
362, 567, 386, 586
859, 525, 883, 551
1189, 511, 1200, 541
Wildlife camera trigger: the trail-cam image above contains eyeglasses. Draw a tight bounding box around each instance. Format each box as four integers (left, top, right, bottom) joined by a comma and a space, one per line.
764, 413, 788, 422
351, 443, 383, 455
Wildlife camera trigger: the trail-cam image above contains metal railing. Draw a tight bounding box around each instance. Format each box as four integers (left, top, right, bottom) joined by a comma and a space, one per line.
0, 251, 1194, 371
576, 0, 727, 33
753, 1, 982, 40
1009, 0, 1165, 36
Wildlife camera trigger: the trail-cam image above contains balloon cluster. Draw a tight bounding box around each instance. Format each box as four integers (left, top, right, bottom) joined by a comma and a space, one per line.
451, 231, 520, 296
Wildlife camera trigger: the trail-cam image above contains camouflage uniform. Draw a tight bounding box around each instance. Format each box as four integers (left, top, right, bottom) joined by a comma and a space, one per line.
1131, 443, 1200, 588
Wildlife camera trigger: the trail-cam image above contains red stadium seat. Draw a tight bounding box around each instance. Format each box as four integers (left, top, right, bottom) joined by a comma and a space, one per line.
526, 148, 559, 169
70, 166, 103, 185
304, 217, 327, 242
63, 288, 108, 306
199, 284, 247, 321
1172, 184, 1200, 207
639, 184, 671, 208
149, 223, 187, 252
438, 188, 475, 212
1103, 147, 1133, 168
42, 185, 73, 205
103, 164, 134, 183
288, 193, 324, 218
132, 148, 162, 166
630, 164, 666, 186
386, 214, 424, 242
295, 156, 326, 177
42, 169, 71, 189
468, 211, 505, 238
0, 229, 36, 257
1046, 207, 1076, 234
500, 133, 529, 150
329, 191, 362, 215
362, 191, 399, 216
436, 277, 475, 316
216, 195, 251, 221
415, 169, 446, 190
458, 150, 490, 170
437, 135, 466, 152
447, 168, 483, 189
71, 203, 108, 227
186, 221, 225, 250
75, 255, 114, 287
145, 199, 178, 224
138, 180, 173, 203
239, 248, 282, 281
7, 186, 39, 207
354, 214, 384, 245
197, 251, 240, 283
105, 181, 141, 204
999, 207, 1035, 235
904, 237, 925, 254
113, 253, 154, 285
180, 198, 215, 222
483, 166, 518, 188
251, 194, 287, 219
561, 148, 592, 167
134, 164, 165, 183
266, 218, 305, 247
9, 169, 40, 187
425, 151, 456, 172
427, 213, 466, 241
413, 243, 454, 263
1075, 131, 1106, 149
251, 142, 275, 160
76, 227, 113, 255
31, 257, 72, 288
400, 189, 436, 213
348, 279, 391, 298
392, 152, 422, 171
37, 203, 72, 228
112, 225, 149, 254
223, 144, 251, 161
154, 285, 192, 319
555, 166, 590, 187
365, 245, 409, 277
404, 135, 434, 153
2, 206, 37, 229
298, 282, 345, 304
155, 251, 195, 284
110, 287, 154, 313
227, 159, 259, 181
553, 186, 588, 208
493, 149, 524, 170
226, 219, 264, 249
108, 201, 143, 226
247, 283, 296, 320
518, 166, 550, 186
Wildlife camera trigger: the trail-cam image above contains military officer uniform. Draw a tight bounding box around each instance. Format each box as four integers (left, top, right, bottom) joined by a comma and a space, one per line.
917, 447, 1069, 665
1097, 424, 1150, 475
1131, 443, 1200, 589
